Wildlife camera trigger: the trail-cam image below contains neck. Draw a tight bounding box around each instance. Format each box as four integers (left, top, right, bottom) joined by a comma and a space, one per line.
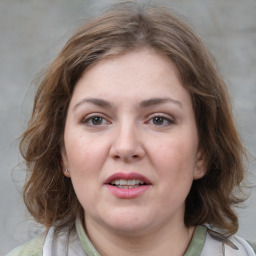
85, 218, 195, 256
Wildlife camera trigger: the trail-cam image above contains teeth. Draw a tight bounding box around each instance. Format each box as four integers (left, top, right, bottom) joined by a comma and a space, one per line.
110, 179, 144, 186
117, 185, 140, 188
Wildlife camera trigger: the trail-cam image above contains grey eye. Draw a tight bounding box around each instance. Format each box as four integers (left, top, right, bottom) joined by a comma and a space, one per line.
91, 117, 103, 125
152, 117, 165, 125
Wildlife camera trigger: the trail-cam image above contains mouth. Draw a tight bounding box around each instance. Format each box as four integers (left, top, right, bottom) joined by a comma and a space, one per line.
104, 172, 152, 187
110, 179, 147, 189
104, 172, 152, 199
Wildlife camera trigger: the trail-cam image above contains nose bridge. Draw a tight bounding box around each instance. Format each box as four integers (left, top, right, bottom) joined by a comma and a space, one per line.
110, 117, 144, 160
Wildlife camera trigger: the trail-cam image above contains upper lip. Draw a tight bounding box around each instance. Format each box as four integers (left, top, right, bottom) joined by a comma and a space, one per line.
104, 172, 152, 185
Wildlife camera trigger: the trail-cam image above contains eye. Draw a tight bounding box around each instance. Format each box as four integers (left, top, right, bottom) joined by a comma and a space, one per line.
82, 115, 109, 126
148, 115, 174, 126
90, 116, 104, 125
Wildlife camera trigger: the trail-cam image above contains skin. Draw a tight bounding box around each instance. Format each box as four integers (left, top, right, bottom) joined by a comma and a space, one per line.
62, 49, 206, 256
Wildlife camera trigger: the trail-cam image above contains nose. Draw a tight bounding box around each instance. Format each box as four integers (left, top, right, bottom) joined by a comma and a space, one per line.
109, 123, 145, 162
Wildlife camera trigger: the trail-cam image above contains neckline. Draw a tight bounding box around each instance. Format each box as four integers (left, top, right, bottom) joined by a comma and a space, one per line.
75, 218, 207, 256
184, 225, 207, 255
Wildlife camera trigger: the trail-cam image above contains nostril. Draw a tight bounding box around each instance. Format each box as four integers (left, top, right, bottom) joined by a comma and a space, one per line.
112, 153, 141, 161
110, 143, 145, 161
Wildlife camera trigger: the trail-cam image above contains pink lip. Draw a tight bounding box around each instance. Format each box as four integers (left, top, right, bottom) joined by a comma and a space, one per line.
104, 172, 152, 185
104, 172, 152, 199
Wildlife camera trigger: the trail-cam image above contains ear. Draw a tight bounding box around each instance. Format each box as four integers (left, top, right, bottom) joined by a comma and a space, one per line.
193, 150, 207, 180
61, 148, 71, 178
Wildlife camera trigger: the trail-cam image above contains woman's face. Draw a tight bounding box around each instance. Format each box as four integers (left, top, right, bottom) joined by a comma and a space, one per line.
62, 49, 206, 236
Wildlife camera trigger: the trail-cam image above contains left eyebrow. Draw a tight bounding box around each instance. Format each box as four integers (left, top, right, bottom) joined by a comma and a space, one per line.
73, 98, 113, 111
139, 97, 182, 108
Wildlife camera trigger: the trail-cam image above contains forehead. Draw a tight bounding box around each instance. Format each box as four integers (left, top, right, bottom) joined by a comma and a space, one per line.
75, 49, 181, 90
69, 49, 192, 110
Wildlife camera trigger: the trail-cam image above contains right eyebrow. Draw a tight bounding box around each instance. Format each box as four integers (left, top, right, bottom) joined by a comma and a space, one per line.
139, 97, 182, 108
73, 98, 113, 111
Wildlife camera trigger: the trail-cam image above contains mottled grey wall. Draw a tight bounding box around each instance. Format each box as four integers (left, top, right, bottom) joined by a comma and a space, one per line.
1, 0, 255, 254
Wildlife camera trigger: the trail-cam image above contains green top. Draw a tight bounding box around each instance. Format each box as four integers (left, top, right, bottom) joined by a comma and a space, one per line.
76, 218, 102, 256
6, 232, 46, 256
6, 219, 256, 256
184, 225, 207, 256
75, 218, 208, 256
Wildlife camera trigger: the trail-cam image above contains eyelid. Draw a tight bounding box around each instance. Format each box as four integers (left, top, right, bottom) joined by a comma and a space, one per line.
146, 113, 175, 125
81, 113, 111, 126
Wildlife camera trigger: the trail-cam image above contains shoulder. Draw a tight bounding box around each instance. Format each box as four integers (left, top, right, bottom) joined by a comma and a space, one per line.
247, 241, 256, 253
203, 228, 256, 256
6, 232, 46, 256
228, 235, 256, 255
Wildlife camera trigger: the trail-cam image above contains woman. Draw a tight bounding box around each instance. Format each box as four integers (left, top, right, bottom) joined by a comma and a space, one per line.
7, 1, 256, 256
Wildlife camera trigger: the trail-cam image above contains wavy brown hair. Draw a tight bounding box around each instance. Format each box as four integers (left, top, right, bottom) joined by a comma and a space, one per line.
20, 1, 246, 235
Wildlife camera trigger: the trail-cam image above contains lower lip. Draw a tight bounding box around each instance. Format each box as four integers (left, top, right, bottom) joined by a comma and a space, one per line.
105, 184, 151, 199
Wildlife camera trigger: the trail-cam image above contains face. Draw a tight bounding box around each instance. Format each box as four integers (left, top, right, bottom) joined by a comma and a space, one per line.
62, 49, 206, 236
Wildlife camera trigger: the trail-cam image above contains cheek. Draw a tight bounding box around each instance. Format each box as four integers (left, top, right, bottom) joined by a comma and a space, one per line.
150, 135, 198, 180
65, 129, 106, 170
68, 146, 103, 178
66, 140, 105, 209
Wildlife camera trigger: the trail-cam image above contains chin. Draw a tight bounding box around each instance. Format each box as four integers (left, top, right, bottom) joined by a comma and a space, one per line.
98, 207, 153, 235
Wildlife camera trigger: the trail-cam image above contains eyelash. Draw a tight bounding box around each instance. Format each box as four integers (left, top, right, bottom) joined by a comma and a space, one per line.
147, 115, 174, 127
81, 114, 175, 127
81, 114, 109, 127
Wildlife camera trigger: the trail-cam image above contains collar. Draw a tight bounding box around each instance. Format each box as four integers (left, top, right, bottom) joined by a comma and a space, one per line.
75, 218, 207, 256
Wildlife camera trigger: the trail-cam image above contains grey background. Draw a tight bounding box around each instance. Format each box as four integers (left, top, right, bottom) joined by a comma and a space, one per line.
1, 0, 255, 254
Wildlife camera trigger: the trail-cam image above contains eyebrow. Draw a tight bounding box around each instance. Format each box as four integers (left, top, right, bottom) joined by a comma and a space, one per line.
139, 97, 182, 108
73, 98, 113, 111
73, 97, 182, 111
